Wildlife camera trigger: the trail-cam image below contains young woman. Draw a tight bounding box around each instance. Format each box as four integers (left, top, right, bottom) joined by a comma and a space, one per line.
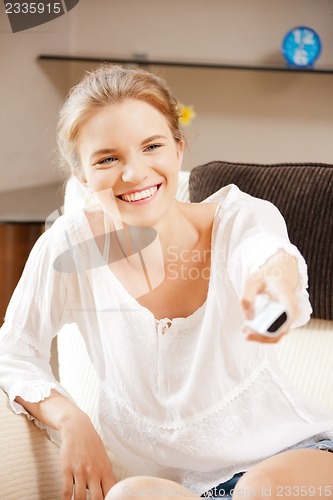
0, 66, 332, 500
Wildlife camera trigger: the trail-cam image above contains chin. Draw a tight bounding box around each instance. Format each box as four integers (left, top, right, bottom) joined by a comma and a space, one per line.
120, 212, 162, 229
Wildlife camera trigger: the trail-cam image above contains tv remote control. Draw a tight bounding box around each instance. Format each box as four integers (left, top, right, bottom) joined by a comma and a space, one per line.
244, 295, 288, 337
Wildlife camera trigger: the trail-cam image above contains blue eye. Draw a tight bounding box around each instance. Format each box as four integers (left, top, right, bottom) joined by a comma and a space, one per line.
145, 144, 161, 152
98, 157, 117, 165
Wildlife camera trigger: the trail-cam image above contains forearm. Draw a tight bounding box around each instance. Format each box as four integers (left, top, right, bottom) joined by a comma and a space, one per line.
260, 249, 299, 291
15, 388, 88, 431
242, 249, 299, 306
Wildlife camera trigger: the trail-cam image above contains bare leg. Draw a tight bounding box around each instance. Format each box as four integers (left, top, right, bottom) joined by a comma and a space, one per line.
105, 475, 200, 499
232, 449, 333, 499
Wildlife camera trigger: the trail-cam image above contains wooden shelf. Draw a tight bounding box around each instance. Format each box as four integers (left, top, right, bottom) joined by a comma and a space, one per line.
38, 55, 333, 75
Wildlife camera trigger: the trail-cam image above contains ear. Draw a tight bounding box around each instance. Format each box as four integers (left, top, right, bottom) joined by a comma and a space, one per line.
176, 139, 184, 170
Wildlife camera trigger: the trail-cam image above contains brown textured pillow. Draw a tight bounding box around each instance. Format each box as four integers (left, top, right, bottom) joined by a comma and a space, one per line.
189, 161, 333, 320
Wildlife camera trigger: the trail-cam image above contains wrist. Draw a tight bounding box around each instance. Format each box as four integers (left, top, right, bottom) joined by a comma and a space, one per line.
262, 250, 299, 291
57, 407, 90, 433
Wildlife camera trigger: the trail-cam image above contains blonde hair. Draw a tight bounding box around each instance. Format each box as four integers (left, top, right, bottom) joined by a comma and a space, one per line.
57, 65, 184, 175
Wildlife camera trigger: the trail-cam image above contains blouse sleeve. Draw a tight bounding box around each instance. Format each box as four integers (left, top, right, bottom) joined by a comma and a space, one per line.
225, 188, 312, 328
0, 217, 74, 440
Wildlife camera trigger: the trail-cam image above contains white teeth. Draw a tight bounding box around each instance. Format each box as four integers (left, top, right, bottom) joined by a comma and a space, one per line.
120, 185, 158, 202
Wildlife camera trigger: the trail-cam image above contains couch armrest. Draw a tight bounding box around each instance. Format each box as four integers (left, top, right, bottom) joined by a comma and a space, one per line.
0, 389, 62, 499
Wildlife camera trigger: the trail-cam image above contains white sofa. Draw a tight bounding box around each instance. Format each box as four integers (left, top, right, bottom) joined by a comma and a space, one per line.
0, 170, 332, 499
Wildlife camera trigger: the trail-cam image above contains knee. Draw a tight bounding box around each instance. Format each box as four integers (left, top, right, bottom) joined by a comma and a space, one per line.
105, 475, 194, 500
106, 476, 154, 499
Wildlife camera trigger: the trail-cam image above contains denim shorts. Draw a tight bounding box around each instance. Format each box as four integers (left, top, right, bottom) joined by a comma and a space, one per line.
201, 439, 333, 498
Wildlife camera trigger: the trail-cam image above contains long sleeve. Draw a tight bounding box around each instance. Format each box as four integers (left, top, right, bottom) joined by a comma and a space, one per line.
204, 185, 312, 328
0, 216, 74, 437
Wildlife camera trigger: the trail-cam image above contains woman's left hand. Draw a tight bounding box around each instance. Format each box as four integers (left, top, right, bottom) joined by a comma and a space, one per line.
241, 250, 300, 344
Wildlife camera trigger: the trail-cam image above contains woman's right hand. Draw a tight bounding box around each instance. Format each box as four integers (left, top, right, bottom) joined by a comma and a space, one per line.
59, 410, 116, 500
15, 391, 116, 500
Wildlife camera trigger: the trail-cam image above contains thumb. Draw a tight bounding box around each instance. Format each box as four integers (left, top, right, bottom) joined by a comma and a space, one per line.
241, 274, 266, 319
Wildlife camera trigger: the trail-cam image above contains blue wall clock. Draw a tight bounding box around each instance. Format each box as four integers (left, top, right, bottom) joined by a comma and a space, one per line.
282, 26, 322, 68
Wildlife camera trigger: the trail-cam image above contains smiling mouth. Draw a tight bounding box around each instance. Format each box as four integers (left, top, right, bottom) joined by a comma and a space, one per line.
117, 184, 161, 203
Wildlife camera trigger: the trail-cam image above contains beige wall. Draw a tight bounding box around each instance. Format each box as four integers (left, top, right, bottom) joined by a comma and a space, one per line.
0, 11, 74, 191
1, 0, 332, 191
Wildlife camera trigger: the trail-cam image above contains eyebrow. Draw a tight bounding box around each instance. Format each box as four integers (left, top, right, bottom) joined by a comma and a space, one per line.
89, 135, 168, 164
142, 134, 167, 145
89, 148, 116, 164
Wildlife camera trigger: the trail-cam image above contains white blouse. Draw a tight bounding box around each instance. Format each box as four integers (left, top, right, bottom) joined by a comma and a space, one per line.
1, 185, 332, 496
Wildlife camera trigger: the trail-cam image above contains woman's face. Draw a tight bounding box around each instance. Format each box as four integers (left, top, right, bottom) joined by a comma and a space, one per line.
77, 99, 183, 227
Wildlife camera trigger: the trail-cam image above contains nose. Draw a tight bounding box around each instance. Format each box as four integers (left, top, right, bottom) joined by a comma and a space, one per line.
121, 157, 149, 183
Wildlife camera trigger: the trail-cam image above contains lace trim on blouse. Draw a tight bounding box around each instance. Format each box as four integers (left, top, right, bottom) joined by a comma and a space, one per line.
100, 361, 272, 450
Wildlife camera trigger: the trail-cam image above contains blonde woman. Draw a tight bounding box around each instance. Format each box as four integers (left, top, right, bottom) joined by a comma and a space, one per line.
0, 66, 332, 500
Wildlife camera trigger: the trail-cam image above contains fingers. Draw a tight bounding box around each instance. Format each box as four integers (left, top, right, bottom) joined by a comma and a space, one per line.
102, 476, 117, 498
62, 470, 112, 500
89, 479, 104, 500
62, 467, 74, 500
241, 275, 266, 320
244, 328, 288, 344
73, 474, 87, 500
241, 267, 300, 343
73, 471, 113, 500
241, 276, 299, 344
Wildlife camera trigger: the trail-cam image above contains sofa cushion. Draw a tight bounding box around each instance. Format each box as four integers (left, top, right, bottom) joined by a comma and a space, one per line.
189, 161, 333, 320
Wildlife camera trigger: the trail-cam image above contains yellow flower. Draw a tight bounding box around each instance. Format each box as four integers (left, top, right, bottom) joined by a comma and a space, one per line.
178, 103, 196, 126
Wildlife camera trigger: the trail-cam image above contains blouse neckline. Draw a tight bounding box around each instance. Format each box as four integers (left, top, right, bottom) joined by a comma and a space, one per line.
154, 298, 207, 334
81, 193, 225, 329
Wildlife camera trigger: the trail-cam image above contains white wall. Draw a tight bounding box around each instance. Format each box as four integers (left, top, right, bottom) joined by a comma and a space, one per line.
1, 0, 333, 191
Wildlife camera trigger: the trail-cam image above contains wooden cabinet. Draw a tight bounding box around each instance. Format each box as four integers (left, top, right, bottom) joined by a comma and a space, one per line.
0, 223, 44, 322
0, 183, 63, 324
